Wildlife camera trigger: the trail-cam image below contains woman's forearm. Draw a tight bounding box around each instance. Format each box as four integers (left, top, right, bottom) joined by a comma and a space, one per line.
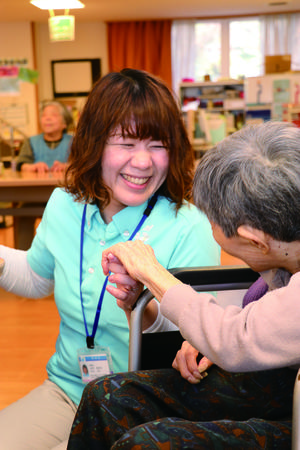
139, 261, 182, 302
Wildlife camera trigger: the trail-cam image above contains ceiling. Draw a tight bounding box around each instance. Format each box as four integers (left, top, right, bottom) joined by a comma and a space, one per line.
1, 0, 300, 23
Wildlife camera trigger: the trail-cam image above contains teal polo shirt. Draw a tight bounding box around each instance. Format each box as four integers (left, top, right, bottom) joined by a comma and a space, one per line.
27, 188, 220, 405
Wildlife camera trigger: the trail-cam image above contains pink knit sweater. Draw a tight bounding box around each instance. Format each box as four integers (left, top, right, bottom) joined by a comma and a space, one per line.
161, 271, 300, 372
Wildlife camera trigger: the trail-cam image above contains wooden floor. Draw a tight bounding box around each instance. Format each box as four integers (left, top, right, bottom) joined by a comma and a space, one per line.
0, 225, 60, 410
0, 223, 245, 411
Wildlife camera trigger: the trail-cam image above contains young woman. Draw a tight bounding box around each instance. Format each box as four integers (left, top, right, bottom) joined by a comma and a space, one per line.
0, 69, 219, 449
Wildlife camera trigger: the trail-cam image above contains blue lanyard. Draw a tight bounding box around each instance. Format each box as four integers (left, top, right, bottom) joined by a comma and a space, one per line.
80, 193, 158, 349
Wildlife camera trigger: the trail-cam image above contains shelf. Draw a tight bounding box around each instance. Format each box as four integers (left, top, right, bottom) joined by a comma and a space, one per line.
179, 80, 245, 146
180, 80, 244, 88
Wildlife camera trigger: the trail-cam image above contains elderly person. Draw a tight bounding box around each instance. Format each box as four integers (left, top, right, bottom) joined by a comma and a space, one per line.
14, 100, 74, 249
68, 121, 300, 449
17, 99, 73, 173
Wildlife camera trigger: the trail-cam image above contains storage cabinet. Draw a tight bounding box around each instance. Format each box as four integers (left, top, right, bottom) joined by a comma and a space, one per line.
245, 74, 300, 124
178, 80, 245, 148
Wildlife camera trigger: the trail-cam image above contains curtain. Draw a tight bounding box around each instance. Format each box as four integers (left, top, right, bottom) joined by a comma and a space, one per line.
263, 13, 300, 71
288, 13, 300, 71
107, 20, 172, 87
263, 14, 292, 55
171, 20, 196, 95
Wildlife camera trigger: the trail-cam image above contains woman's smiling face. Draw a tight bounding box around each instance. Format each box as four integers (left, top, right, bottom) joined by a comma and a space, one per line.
101, 127, 169, 223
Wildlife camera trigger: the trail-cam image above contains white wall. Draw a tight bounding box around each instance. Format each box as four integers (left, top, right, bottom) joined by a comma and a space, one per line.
0, 22, 38, 137
35, 21, 108, 112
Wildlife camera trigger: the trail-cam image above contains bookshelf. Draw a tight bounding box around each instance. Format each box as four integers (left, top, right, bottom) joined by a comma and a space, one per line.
179, 80, 245, 150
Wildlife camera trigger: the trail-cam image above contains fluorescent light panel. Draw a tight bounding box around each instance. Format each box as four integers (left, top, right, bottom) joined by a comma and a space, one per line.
30, 0, 85, 9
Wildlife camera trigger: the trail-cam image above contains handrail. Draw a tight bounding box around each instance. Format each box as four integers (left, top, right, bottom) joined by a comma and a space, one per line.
0, 116, 27, 163
0, 116, 27, 140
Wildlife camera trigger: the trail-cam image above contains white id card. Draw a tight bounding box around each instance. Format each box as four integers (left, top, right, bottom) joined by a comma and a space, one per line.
77, 346, 114, 383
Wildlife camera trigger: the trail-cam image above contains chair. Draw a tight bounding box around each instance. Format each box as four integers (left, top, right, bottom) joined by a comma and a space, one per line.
293, 369, 300, 450
128, 265, 300, 450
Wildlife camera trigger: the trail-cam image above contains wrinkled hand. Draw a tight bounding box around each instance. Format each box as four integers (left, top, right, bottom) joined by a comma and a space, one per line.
102, 241, 180, 303
22, 162, 49, 173
172, 340, 213, 384
102, 240, 159, 283
105, 253, 144, 312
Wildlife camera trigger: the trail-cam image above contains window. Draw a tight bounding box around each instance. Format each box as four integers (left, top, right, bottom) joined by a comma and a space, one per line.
194, 18, 262, 81
194, 22, 221, 80
229, 19, 263, 79
172, 18, 263, 91
172, 14, 300, 93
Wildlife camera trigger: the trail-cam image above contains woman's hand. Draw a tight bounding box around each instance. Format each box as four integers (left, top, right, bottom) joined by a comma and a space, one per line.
172, 340, 213, 384
105, 253, 144, 313
104, 252, 161, 330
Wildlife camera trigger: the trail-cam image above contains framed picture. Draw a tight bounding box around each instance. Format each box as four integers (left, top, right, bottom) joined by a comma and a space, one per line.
51, 58, 101, 98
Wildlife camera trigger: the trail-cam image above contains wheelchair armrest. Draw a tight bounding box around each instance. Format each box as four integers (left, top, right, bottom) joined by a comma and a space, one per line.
128, 265, 258, 372
292, 368, 300, 450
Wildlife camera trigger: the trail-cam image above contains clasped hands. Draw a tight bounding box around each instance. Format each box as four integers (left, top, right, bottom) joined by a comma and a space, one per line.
21, 161, 67, 174
101, 240, 213, 383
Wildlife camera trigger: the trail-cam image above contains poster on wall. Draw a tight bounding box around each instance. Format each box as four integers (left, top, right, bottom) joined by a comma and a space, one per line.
245, 76, 273, 104
273, 79, 290, 103
0, 59, 39, 95
0, 61, 21, 95
0, 104, 28, 128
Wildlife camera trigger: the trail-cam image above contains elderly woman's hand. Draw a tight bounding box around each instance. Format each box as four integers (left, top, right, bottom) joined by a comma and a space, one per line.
172, 340, 212, 384
102, 240, 158, 281
105, 253, 144, 313
21, 162, 49, 173
102, 240, 181, 302
51, 161, 68, 172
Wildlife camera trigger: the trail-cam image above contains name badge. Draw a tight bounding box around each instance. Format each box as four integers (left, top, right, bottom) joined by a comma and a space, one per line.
78, 346, 114, 383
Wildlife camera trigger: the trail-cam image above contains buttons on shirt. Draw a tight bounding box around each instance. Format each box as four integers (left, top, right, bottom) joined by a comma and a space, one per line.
88, 267, 95, 274
123, 230, 130, 237
99, 239, 106, 246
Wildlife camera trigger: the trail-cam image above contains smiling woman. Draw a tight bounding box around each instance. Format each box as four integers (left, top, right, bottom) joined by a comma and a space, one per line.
101, 132, 169, 223
0, 68, 220, 450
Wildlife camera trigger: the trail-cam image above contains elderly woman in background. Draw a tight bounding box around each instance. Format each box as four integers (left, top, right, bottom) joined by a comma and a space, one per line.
17, 99, 73, 173
14, 100, 74, 249
68, 121, 300, 449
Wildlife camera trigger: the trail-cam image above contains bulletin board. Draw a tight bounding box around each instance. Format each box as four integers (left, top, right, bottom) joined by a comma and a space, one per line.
0, 103, 28, 127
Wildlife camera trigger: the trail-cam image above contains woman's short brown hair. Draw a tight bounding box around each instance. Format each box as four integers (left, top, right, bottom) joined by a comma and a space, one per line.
64, 68, 194, 211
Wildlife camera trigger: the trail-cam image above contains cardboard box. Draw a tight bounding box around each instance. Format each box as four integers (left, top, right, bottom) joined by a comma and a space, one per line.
265, 55, 291, 74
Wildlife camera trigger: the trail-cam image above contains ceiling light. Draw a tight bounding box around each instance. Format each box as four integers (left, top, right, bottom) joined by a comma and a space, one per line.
30, 0, 85, 42
30, 0, 85, 10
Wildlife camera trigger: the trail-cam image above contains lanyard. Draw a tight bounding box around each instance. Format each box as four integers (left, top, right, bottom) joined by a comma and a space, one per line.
80, 193, 158, 349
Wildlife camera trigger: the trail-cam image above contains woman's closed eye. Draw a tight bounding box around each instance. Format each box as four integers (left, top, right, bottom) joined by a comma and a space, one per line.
149, 141, 167, 150
119, 143, 135, 148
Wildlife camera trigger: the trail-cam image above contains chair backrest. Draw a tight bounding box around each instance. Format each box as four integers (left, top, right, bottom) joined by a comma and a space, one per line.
128, 265, 259, 372
293, 369, 300, 450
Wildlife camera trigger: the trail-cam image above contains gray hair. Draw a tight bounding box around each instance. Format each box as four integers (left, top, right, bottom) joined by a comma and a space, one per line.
39, 100, 74, 131
193, 121, 300, 242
